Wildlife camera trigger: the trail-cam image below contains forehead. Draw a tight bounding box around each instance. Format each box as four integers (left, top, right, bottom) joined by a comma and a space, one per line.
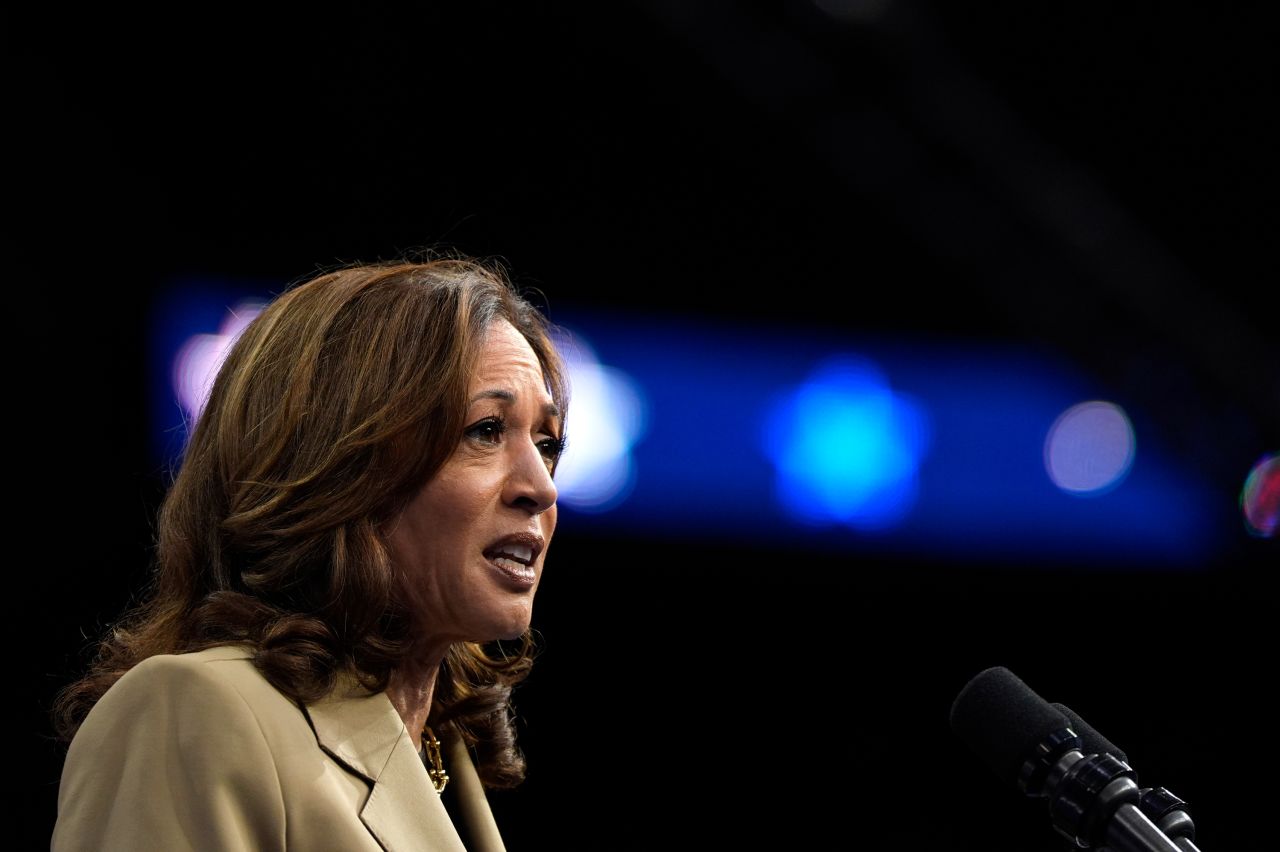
471, 319, 547, 392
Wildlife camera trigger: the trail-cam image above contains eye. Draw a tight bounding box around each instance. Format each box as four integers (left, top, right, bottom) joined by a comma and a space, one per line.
465, 416, 507, 445
538, 435, 567, 472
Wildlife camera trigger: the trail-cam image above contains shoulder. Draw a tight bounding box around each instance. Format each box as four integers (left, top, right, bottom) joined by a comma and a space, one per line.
113, 644, 273, 696
54, 646, 301, 850
88, 644, 298, 733
115, 643, 262, 689
68, 644, 307, 761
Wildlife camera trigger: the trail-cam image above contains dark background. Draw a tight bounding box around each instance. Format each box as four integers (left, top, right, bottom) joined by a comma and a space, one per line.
13, 2, 1276, 849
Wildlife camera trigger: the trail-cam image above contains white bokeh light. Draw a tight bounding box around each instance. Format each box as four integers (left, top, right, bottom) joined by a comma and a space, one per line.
1044, 400, 1136, 495
172, 300, 266, 427
551, 328, 647, 512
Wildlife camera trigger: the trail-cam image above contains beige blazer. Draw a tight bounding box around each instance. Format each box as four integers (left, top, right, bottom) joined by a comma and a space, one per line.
52, 645, 506, 851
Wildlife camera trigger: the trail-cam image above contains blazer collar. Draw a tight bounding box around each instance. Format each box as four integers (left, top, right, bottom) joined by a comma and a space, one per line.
304, 678, 469, 852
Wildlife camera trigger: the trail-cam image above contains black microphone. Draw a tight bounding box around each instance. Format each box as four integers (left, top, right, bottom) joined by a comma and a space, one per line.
1053, 702, 1200, 852
950, 666, 1185, 852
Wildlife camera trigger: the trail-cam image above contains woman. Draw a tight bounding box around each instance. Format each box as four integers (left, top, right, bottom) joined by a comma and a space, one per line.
51, 256, 569, 851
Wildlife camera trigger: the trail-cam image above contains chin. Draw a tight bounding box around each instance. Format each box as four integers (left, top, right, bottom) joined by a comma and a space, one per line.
493, 617, 532, 641
487, 605, 534, 641
468, 601, 532, 639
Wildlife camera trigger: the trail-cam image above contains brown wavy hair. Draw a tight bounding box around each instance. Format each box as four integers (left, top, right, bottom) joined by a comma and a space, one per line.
52, 256, 568, 789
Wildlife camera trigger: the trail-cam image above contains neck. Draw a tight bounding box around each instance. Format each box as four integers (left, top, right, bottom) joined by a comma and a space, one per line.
386, 644, 449, 751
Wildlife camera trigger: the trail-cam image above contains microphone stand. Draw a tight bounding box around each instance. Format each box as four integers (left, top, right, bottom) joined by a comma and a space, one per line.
1023, 731, 1185, 852
1063, 776, 1201, 851
1048, 703, 1201, 852
1134, 787, 1200, 852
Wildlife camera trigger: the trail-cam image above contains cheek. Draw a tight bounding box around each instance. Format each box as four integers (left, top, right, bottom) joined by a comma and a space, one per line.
445, 479, 501, 527
390, 481, 467, 568
426, 476, 507, 556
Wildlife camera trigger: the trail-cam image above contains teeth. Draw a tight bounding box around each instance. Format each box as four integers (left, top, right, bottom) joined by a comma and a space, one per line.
494, 544, 533, 563
493, 556, 534, 575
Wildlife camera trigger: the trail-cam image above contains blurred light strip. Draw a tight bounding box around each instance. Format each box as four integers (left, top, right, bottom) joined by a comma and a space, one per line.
547, 308, 1220, 567
150, 286, 1223, 568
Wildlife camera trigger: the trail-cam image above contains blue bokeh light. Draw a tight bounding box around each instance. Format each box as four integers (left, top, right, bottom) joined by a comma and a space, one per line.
763, 355, 929, 529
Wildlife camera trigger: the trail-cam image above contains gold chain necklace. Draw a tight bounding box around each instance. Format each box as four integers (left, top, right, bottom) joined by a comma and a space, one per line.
422, 725, 449, 795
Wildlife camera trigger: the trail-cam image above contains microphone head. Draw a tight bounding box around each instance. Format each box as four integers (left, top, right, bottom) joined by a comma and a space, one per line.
1051, 702, 1128, 764
950, 666, 1074, 789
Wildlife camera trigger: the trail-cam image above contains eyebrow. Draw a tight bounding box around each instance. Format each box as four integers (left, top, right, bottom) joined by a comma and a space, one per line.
470, 389, 562, 420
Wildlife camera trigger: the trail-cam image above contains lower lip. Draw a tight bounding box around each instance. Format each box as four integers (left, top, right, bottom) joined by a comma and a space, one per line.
490, 557, 536, 591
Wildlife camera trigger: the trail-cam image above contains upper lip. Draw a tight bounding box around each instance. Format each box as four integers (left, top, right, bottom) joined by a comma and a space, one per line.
485, 532, 544, 565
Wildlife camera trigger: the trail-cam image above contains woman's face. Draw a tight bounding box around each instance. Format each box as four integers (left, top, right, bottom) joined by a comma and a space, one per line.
388, 319, 562, 646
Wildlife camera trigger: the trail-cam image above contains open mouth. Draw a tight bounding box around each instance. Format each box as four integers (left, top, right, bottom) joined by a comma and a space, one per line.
489, 543, 532, 569
484, 534, 543, 581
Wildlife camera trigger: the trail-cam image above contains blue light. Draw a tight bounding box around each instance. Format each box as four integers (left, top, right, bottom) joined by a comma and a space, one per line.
763, 355, 929, 529
146, 287, 1225, 568
541, 308, 1221, 567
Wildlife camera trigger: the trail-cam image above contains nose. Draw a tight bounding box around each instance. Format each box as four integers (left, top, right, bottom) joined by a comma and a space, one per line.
505, 436, 558, 515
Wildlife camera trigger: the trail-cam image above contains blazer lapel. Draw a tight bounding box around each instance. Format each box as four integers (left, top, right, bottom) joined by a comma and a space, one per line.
305, 682, 466, 852
444, 734, 507, 852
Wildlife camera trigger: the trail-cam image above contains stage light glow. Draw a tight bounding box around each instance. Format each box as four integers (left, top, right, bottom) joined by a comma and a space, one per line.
151, 291, 1223, 567
1044, 400, 1135, 495
762, 354, 929, 529
172, 300, 265, 426
550, 328, 647, 512
1241, 452, 1279, 538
